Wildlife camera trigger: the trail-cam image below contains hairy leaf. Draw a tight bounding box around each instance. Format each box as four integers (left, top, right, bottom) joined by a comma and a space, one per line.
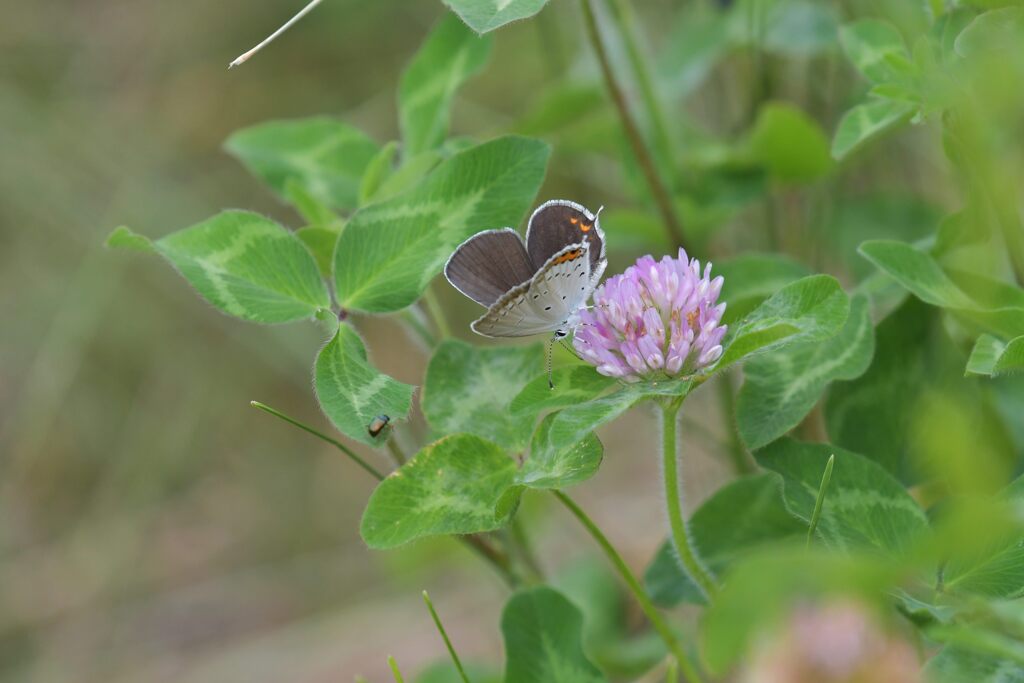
501, 586, 606, 683
967, 335, 1024, 377
715, 253, 811, 324
756, 438, 929, 555
334, 136, 550, 312
737, 295, 874, 449
423, 340, 541, 451
225, 117, 379, 212
400, 15, 492, 156
360, 434, 515, 548
315, 323, 415, 447
832, 100, 915, 160
443, 0, 551, 34
516, 413, 603, 489
839, 19, 910, 83
108, 212, 330, 324
717, 275, 850, 371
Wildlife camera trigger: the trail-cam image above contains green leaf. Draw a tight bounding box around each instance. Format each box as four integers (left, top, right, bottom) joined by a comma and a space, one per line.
825, 298, 931, 479
501, 586, 606, 683
358, 141, 400, 206
399, 15, 492, 156
716, 275, 850, 371
510, 366, 618, 424
737, 295, 874, 449
333, 136, 550, 312
529, 380, 690, 469
360, 434, 515, 548
927, 647, 1024, 683
645, 474, 804, 607
415, 662, 501, 683
748, 102, 833, 182
284, 179, 343, 229
106, 225, 155, 252
955, 7, 1024, 58
860, 240, 1024, 338
295, 226, 339, 278
839, 19, 910, 82
422, 340, 541, 451
376, 150, 444, 201
967, 335, 1024, 376
942, 475, 1024, 599
443, 0, 551, 34
715, 253, 811, 325
756, 438, 929, 554
832, 99, 915, 160
515, 413, 603, 489
110, 212, 330, 324
225, 117, 380, 212
314, 323, 416, 447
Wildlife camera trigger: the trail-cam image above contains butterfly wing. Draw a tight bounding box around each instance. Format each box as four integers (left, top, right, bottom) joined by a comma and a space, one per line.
444, 228, 536, 307
471, 242, 593, 337
525, 200, 606, 277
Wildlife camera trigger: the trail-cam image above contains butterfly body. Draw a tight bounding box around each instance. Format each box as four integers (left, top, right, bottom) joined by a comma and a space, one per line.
445, 200, 607, 338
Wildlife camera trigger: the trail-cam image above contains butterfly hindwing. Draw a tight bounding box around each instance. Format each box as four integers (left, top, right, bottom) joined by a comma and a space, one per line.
444, 228, 536, 307
526, 200, 606, 277
472, 242, 592, 337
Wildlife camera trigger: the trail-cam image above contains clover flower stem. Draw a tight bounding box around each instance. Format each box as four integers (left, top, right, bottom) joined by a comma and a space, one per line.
553, 490, 705, 683
422, 591, 472, 683
579, 0, 688, 250
423, 285, 453, 340
661, 401, 718, 600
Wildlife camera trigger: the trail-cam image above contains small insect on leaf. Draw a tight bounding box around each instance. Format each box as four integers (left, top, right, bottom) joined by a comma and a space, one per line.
368, 414, 391, 438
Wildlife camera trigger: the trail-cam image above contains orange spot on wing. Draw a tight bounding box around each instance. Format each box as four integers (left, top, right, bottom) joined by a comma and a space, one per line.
569, 217, 579, 224
581, 223, 591, 232
553, 249, 583, 265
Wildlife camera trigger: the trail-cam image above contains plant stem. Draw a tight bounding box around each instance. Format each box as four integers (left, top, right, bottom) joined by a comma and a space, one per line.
229, 0, 325, 68
386, 438, 407, 467
715, 377, 754, 475
251, 402, 519, 588
579, 0, 687, 250
250, 400, 385, 480
423, 591, 472, 683
806, 454, 835, 548
510, 515, 545, 582
602, 0, 676, 182
553, 491, 704, 683
387, 655, 406, 683
661, 402, 718, 599
423, 285, 453, 340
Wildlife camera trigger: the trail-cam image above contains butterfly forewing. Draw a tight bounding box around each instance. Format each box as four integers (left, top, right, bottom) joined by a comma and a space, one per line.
444, 228, 536, 307
526, 200, 606, 276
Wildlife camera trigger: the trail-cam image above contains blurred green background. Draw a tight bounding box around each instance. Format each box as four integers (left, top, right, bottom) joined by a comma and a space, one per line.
4, 0, 1023, 680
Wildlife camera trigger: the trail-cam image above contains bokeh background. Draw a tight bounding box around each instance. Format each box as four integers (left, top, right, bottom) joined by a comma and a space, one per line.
3, 0, 1022, 681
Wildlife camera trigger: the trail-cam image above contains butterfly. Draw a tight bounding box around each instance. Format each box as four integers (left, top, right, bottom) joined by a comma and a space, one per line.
444, 200, 607, 338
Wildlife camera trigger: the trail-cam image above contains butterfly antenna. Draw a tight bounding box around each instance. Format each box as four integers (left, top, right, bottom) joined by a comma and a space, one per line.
547, 338, 555, 390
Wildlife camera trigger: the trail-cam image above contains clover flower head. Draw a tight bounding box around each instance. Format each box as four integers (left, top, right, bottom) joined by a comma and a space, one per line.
573, 248, 727, 381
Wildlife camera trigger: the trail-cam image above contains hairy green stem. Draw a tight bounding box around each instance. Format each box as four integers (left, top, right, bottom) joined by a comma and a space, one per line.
661, 402, 718, 599
603, 0, 676, 181
579, 0, 687, 250
423, 591, 472, 683
553, 491, 704, 683
387, 655, 406, 683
